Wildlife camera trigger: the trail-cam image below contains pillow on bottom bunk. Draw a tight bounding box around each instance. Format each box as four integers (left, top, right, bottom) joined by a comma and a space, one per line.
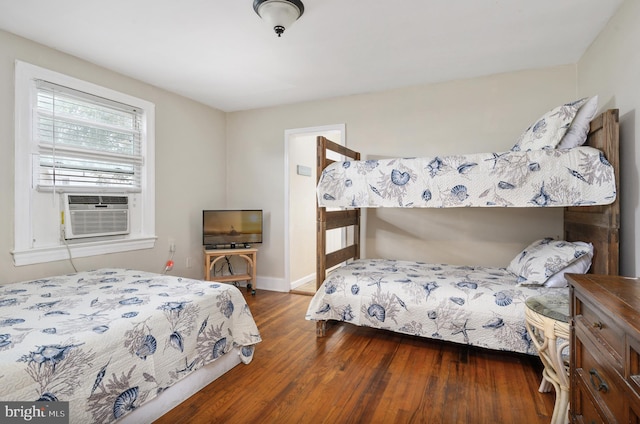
544, 250, 593, 287
507, 238, 594, 287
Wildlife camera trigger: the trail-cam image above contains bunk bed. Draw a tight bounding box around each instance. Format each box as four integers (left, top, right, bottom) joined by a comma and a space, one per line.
0, 268, 261, 423
306, 107, 619, 355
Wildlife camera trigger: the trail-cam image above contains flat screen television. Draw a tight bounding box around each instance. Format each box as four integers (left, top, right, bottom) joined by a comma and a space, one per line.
203, 209, 263, 248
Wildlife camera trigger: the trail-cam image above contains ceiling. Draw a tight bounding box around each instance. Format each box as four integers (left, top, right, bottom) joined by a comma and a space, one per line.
0, 0, 624, 112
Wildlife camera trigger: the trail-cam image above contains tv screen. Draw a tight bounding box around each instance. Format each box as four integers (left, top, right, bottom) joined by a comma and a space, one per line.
203, 210, 263, 248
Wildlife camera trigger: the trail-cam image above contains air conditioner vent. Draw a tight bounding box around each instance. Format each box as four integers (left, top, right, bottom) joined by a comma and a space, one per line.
63, 194, 130, 240
67, 195, 128, 205
99, 196, 128, 205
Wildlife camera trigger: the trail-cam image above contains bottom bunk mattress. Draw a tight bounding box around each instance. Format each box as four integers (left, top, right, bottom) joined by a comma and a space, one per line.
305, 259, 567, 355
0, 268, 261, 423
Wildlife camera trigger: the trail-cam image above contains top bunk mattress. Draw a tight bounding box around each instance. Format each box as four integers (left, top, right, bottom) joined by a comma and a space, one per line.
317, 146, 616, 208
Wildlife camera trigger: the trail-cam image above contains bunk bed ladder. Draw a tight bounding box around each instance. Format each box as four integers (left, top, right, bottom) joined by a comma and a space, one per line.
316, 136, 361, 337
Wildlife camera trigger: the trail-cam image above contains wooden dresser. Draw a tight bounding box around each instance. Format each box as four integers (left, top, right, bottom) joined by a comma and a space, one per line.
568, 274, 640, 423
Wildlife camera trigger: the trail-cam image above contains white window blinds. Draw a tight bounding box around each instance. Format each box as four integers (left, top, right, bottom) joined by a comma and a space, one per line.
35, 80, 143, 191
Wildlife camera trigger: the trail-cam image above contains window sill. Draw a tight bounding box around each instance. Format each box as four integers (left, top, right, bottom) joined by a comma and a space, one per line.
11, 236, 157, 266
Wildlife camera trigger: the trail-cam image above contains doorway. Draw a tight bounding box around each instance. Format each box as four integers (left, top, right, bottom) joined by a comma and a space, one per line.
284, 124, 345, 295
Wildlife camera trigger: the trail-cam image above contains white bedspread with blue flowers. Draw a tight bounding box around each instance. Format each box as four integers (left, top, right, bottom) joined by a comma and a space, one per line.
317, 146, 616, 208
305, 259, 567, 355
0, 269, 261, 423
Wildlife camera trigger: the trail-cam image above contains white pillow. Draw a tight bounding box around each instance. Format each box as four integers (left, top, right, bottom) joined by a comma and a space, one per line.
507, 238, 594, 286
511, 98, 589, 152
557, 96, 599, 149
544, 248, 593, 287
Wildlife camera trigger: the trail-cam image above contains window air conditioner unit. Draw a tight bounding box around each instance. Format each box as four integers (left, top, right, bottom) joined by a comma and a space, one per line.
63, 194, 130, 240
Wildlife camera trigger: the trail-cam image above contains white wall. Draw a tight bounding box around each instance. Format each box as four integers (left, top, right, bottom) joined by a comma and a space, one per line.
227, 66, 578, 289
577, 0, 640, 277
0, 30, 227, 284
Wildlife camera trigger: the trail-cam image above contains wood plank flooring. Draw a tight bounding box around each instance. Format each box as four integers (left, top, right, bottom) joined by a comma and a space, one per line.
155, 289, 556, 423
290, 280, 315, 295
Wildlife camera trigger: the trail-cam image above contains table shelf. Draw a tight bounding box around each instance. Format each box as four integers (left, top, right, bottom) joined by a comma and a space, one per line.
204, 247, 257, 295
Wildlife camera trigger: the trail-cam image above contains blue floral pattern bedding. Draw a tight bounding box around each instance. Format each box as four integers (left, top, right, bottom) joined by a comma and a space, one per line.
305, 259, 567, 355
317, 146, 616, 208
0, 269, 261, 423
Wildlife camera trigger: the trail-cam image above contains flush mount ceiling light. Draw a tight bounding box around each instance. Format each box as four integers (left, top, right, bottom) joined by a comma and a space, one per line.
253, 0, 304, 37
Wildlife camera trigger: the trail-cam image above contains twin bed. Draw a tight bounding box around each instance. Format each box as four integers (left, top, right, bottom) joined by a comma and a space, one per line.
306, 103, 620, 356
0, 268, 261, 423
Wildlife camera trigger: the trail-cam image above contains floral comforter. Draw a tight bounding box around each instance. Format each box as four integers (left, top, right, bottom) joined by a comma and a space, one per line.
305, 259, 567, 355
317, 146, 616, 208
0, 269, 261, 423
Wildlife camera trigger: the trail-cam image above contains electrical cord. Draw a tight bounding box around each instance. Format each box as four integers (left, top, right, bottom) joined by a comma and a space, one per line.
212, 256, 234, 276
225, 256, 234, 275
60, 229, 78, 273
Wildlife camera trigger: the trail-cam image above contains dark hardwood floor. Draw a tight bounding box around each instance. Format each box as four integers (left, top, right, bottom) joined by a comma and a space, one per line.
155, 289, 556, 423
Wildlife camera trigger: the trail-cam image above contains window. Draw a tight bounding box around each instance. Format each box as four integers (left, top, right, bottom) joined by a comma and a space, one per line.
13, 61, 156, 266
35, 80, 144, 192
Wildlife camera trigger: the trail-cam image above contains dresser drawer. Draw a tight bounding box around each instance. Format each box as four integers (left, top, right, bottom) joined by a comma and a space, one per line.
629, 338, 640, 399
631, 400, 640, 424
575, 295, 624, 370
573, 377, 607, 424
575, 328, 625, 420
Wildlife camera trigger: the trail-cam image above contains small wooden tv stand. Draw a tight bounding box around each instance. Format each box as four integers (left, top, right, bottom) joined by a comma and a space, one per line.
204, 247, 257, 295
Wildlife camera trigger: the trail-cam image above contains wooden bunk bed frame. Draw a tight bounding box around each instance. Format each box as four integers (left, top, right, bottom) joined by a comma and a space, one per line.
564, 109, 620, 275
315, 109, 620, 336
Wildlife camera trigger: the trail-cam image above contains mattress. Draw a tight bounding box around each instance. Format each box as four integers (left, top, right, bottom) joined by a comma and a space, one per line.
317, 146, 616, 208
0, 269, 261, 423
305, 259, 568, 354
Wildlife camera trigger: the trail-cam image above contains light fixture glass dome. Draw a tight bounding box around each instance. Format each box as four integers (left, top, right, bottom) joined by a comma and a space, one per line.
253, 0, 304, 37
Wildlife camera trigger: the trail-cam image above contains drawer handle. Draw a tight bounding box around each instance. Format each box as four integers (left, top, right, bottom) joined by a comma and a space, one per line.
592, 321, 603, 330
589, 368, 609, 393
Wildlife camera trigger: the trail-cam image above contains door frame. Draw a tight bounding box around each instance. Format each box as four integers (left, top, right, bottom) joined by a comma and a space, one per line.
284, 124, 345, 291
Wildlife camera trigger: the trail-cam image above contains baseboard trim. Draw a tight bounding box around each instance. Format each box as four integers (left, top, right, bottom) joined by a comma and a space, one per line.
290, 272, 315, 290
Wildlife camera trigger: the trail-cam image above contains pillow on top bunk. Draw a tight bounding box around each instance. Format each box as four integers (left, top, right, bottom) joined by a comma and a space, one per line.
507, 238, 594, 287
511, 97, 589, 152
557, 95, 599, 149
